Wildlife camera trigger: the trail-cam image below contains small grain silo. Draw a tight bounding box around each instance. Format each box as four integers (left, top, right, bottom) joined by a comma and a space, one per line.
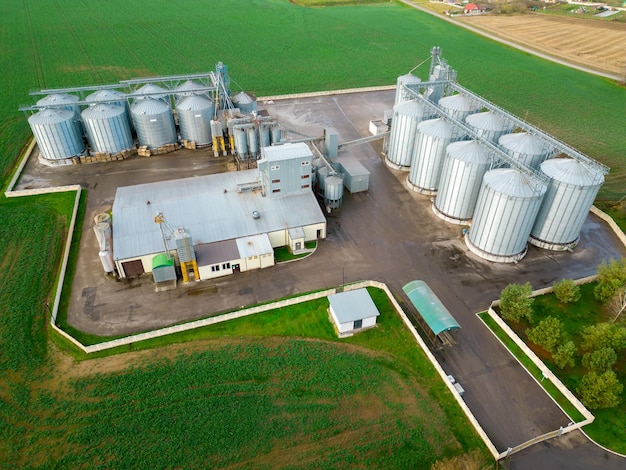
131, 98, 177, 149
270, 123, 281, 145
465, 111, 514, 144
529, 158, 604, 250
438, 94, 479, 122
175, 228, 199, 282
28, 108, 85, 163
233, 125, 249, 159
386, 100, 432, 171
498, 132, 551, 170
176, 94, 215, 146
324, 174, 344, 210
433, 140, 490, 224
317, 166, 331, 197
82, 103, 134, 154
37, 93, 81, 117
232, 91, 257, 115
466, 168, 546, 263
394, 73, 421, 105
407, 118, 455, 194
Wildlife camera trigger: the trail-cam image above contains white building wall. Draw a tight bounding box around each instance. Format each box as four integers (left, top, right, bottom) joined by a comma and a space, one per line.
303, 222, 326, 241
260, 253, 275, 268
268, 229, 288, 248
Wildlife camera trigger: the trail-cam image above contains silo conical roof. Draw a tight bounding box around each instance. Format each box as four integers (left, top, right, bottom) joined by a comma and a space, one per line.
232, 91, 255, 104
540, 158, 602, 186
132, 83, 169, 99
177, 94, 213, 111
82, 103, 125, 120
28, 108, 74, 124
131, 97, 170, 115
393, 99, 427, 117
175, 80, 206, 96
417, 118, 454, 139
483, 168, 537, 197
438, 94, 476, 112
465, 111, 510, 132
447, 140, 489, 164
397, 73, 421, 86
86, 89, 126, 103
37, 93, 79, 107
499, 132, 545, 156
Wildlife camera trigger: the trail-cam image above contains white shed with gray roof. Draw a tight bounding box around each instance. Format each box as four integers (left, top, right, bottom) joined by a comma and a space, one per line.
328, 288, 380, 336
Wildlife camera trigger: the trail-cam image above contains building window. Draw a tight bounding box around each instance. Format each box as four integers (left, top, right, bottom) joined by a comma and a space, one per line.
211, 265, 221, 272
353, 319, 363, 330
301, 184, 310, 189
301, 174, 310, 179
271, 165, 280, 171
301, 161, 310, 166
272, 189, 281, 193
272, 179, 280, 183
222, 262, 230, 269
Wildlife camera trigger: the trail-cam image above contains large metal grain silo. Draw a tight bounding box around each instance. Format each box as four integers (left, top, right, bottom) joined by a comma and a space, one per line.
394, 73, 421, 105
131, 98, 177, 149
386, 100, 432, 171
465, 111, 514, 144
498, 132, 551, 170
86, 89, 131, 127
132, 83, 170, 102
28, 108, 85, 163
176, 95, 215, 146
37, 93, 81, 117
466, 168, 546, 263
433, 140, 490, 224
407, 118, 455, 194
530, 158, 604, 250
438, 94, 479, 121
82, 103, 133, 154
174, 80, 207, 102
232, 91, 257, 115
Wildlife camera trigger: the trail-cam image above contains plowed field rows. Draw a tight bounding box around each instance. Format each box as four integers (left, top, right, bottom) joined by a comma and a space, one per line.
457, 14, 626, 75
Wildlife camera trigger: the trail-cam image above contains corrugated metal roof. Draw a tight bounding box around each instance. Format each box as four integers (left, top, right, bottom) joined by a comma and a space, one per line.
37, 93, 78, 106
82, 103, 125, 120
176, 95, 212, 111
332, 156, 370, 177
465, 111, 510, 131
195, 239, 239, 267
540, 158, 601, 186
499, 132, 545, 155
131, 98, 170, 115
288, 226, 305, 239
447, 140, 489, 164
261, 142, 312, 162
393, 99, 427, 117
28, 108, 74, 125
236, 234, 272, 258
417, 118, 454, 138
403, 281, 460, 335
438, 94, 475, 111
483, 168, 536, 197
112, 169, 326, 261
86, 89, 125, 103
328, 288, 380, 323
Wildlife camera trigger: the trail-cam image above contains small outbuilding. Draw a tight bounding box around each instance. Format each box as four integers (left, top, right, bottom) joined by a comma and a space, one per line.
328, 288, 380, 337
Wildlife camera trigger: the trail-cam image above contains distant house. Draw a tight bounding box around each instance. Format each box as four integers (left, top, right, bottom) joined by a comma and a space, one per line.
463, 3, 485, 13
328, 288, 380, 337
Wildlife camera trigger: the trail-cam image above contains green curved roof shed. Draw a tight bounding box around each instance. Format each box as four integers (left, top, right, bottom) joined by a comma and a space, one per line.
402, 280, 460, 335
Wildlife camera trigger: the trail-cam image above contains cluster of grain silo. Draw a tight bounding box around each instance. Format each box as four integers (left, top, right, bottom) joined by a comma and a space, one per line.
499, 132, 552, 169
385, 100, 433, 170
28, 108, 85, 164
230, 117, 280, 162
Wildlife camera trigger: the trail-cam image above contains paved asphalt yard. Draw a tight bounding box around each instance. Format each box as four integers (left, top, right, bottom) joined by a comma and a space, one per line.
15, 90, 626, 468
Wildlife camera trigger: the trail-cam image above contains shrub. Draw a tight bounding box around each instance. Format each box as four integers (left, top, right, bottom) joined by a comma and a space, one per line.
553, 341, 576, 369
577, 370, 623, 409
582, 347, 617, 373
594, 258, 626, 303
580, 323, 626, 352
553, 279, 581, 304
526, 316, 563, 353
500, 282, 534, 322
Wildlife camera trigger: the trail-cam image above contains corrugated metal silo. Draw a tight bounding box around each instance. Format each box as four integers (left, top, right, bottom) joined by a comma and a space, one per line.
317, 166, 331, 197
386, 100, 432, 171
28, 108, 85, 162
130, 98, 177, 149
37, 93, 81, 117
465, 111, 513, 144
529, 158, 603, 250
232, 91, 257, 115
407, 118, 455, 194
176, 95, 215, 145
395, 73, 421, 105
174, 80, 207, 102
466, 168, 546, 263
433, 140, 490, 224
86, 89, 131, 129
247, 126, 259, 159
498, 132, 551, 169
82, 103, 133, 154
132, 83, 170, 102
438, 94, 479, 121
324, 174, 344, 210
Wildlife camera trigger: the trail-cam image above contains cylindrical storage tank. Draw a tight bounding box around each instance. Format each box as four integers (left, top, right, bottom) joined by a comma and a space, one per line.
86, 89, 131, 129
247, 126, 259, 159
174, 80, 207, 102
407, 118, 455, 194
233, 126, 248, 159
210, 119, 223, 138
529, 158, 604, 250
270, 124, 281, 145
82, 103, 133, 154
433, 140, 490, 224
99, 249, 115, 274
498, 132, 551, 170
37, 93, 81, 117
93, 221, 112, 251
437, 94, 479, 121
132, 83, 170, 102
232, 91, 257, 115
317, 166, 330, 197
465, 111, 514, 144
395, 73, 421, 105
466, 168, 546, 263
28, 108, 85, 162
131, 98, 176, 149
259, 122, 271, 148
324, 175, 344, 210
176, 95, 215, 145
386, 100, 432, 171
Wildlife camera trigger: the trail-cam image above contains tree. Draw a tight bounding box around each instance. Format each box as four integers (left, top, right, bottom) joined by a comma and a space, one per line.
552, 279, 581, 304
526, 316, 563, 353
553, 341, 576, 369
582, 347, 617, 373
577, 370, 623, 409
500, 282, 534, 322
580, 322, 626, 352
594, 258, 626, 303
608, 287, 626, 324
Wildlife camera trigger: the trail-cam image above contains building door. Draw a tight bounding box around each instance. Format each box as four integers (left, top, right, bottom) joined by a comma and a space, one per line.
295, 242, 302, 251
316, 229, 322, 238
353, 319, 363, 330
233, 264, 240, 273
121, 259, 144, 277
